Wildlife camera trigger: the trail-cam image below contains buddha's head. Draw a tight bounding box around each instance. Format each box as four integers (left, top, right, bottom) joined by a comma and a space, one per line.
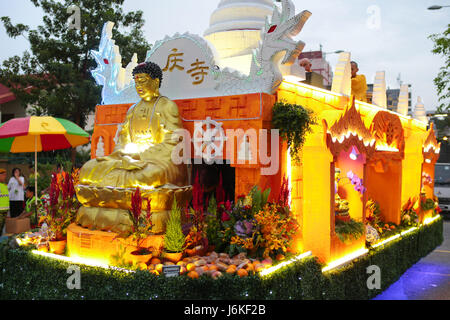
133, 62, 163, 101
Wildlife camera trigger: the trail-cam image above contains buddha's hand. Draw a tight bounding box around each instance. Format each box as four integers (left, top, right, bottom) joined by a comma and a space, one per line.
121, 155, 145, 170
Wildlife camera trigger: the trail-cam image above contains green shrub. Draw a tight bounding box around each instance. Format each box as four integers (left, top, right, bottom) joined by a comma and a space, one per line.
0, 217, 443, 300
163, 198, 186, 253
271, 101, 316, 162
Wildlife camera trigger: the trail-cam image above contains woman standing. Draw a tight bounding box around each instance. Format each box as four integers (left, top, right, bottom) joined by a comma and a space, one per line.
8, 168, 25, 218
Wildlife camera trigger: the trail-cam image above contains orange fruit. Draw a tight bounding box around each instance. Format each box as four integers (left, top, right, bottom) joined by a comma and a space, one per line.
176, 261, 186, 266
202, 265, 209, 272
187, 271, 199, 279
255, 264, 265, 272
252, 260, 261, 267
186, 263, 196, 271
150, 258, 161, 265
245, 263, 254, 271
150, 270, 159, 276
208, 264, 218, 272
276, 254, 285, 261
226, 267, 236, 274
155, 264, 163, 273
138, 263, 148, 270
180, 266, 187, 275
237, 268, 248, 278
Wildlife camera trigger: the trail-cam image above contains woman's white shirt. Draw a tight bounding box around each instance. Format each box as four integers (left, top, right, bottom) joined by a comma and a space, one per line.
8, 176, 25, 201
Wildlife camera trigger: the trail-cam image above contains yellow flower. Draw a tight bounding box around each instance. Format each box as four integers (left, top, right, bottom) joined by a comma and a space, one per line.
243, 195, 252, 207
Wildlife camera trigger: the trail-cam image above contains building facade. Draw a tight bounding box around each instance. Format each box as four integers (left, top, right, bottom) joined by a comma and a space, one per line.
298, 51, 334, 87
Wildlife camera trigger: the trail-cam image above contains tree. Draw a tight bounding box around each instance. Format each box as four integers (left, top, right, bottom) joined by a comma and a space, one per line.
0, 0, 151, 163
429, 24, 450, 113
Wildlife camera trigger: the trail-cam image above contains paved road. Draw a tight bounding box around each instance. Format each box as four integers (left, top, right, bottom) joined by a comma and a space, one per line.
374, 219, 450, 300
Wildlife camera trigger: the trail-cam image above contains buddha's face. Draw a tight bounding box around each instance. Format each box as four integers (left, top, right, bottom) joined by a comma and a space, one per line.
134, 73, 160, 101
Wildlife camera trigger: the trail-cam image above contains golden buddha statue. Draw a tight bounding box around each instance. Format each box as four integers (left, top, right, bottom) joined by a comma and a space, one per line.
76, 62, 191, 233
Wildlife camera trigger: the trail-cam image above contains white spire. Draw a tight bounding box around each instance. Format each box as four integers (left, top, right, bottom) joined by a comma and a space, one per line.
372, 71, 387, 108
331, 52, 352, 96
397, 84, 409, 116
414, 96, 428, 124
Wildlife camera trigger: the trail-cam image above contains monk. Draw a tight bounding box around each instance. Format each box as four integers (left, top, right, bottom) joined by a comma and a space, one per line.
350, 61, 367, 102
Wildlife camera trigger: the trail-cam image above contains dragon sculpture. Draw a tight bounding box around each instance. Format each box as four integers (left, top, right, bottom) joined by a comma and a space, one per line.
91, 0, 311, 104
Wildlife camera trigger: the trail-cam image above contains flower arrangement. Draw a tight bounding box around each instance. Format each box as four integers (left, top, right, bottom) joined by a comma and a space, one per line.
117, 187, 153, 255
365, 199, 381, 228
401, 197, 420, 227
40, 170, 80, 241
346, 170, 366, 194
420, 193, 437, 211
335, 218, 365, 243
214, 181, 298, 258
184, 173, 207, 253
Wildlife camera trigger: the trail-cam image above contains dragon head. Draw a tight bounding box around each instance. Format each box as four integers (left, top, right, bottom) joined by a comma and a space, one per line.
261, 0, 311, 66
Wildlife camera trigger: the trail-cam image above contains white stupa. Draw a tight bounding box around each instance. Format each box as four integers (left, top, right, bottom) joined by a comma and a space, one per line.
397, 84, 409, 116
204, 0, 275, 75
414, 96, 428, 124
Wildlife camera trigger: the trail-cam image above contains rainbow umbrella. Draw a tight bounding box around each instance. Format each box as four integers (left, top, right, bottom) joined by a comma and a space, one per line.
0, 116, 90, 203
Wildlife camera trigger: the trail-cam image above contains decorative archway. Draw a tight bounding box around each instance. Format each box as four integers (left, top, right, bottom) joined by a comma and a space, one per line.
323, 97, 375, 260
422, 123, 440, 199
366, 110, 405, 224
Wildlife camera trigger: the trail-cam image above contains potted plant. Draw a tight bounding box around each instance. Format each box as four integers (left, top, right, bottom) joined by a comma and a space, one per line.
184, 173, 207, 256
119, 188, 153, 265
42, 171, 79, 254
162, 198, 186, 263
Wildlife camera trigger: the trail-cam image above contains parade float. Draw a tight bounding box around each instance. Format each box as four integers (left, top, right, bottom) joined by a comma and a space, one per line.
0, 0, 444, 300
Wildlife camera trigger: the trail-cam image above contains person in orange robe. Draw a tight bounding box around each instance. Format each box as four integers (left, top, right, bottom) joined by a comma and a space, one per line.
351, 61, 367, 102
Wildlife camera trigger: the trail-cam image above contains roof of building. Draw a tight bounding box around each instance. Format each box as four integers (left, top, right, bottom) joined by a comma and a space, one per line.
0, 83, 16, 104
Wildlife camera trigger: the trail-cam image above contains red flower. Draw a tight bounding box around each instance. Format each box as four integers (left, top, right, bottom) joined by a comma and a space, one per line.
146, 197, 152, 220
131, 187, 142, 222
278, 176, 291, 208
216, 172, 225, 204
225, 200, 232, 211
192, 172, 203, 212
221, 211, 230, 222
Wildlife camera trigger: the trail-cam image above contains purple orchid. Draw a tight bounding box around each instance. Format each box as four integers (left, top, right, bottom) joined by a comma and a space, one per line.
234, 220, 255, 238
347, 170, 366, 194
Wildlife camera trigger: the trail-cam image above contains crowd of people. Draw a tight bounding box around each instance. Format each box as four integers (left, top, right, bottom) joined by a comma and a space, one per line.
0, 164, 67, 236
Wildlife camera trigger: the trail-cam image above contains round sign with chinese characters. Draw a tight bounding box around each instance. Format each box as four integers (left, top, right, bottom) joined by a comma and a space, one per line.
145, 33, 219, 100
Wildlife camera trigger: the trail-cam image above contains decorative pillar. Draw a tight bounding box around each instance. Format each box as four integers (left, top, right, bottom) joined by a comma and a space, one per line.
372, 71, 387, 108
331, 52, 352, 96
397, 84, 409, 116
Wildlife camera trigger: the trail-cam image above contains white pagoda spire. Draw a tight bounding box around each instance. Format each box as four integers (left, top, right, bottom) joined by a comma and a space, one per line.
414, 96, 428, 124
397, 84, 409, 116
372, 71, 387, 108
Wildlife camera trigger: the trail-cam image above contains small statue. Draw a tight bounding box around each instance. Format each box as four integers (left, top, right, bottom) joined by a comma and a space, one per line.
76, 62, 190, 233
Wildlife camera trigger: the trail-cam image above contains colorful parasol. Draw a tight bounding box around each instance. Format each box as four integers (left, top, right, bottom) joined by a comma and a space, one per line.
0, 116, 90, 152
0, 116, 90, 204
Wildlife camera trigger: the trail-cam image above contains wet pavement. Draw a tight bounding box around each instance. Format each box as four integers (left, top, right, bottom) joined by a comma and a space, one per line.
373, 219, 450, 300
